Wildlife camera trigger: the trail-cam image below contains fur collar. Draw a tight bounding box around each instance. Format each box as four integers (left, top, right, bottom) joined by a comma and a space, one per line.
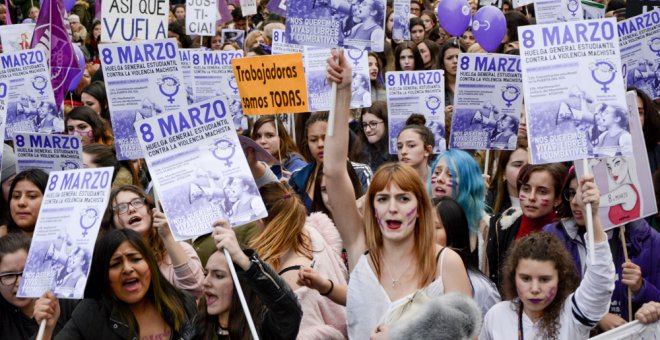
498, 207, 523, 230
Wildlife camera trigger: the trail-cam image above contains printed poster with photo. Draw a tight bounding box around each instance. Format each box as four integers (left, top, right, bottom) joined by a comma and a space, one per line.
286, 0, 386, 52
99, 39, 188, 160
575, 91, 657, 231
1, 49, 60, 140
449, 53, 523, 150
179, 49, 198, 105
0, 24, 35, 54
519, 18, 631, 164
392, 0, 410, 41
13, 132, 83, 173
534, 0, 584, 24
221, 29, 245, 49
190, 50, 247, 131
134, 98, 267, 240
386, 70, 445, 154
18, 167, 114, 299
618, 9, 660, 100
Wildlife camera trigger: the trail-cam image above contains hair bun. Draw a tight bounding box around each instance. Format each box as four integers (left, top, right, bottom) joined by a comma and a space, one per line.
406, 113, 426, 126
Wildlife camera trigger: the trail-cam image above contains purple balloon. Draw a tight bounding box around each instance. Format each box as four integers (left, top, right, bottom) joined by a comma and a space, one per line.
64, 0, 76, 12
68, 45, 86, 91
472, 6, 506, 52
437, 0, 472, 37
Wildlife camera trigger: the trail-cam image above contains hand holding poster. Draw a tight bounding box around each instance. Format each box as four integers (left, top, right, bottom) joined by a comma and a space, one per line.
574, 91, 657, 230
13, 133, 83, 173
449, 53, 523, 150
232, 53, 309, 115
534, 0, 584, 24
519, 18, 630, 164
102, 0, 168, 42
100, 39, 188, 160
17, 167, 114, 299
0, 49, 60, 139
134, 98, 267, 240
618, 9, 660, 100
186, 0, 217, 36
286, 0, 386, 52
386, 70, 446, 154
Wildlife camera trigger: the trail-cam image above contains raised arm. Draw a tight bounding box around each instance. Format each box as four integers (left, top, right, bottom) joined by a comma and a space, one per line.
324, 49, 367, 271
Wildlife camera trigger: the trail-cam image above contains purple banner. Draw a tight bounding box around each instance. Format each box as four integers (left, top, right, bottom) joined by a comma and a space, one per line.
267, 0, 287, 17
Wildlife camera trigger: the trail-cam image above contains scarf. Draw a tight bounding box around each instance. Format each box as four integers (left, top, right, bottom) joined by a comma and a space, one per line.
516, 211, 557, 239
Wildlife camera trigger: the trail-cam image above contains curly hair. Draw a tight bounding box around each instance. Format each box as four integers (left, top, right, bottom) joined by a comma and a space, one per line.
501, 232, 579, 339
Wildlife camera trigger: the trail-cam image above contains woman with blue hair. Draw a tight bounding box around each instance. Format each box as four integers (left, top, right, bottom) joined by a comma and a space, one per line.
430, 149, 487, 269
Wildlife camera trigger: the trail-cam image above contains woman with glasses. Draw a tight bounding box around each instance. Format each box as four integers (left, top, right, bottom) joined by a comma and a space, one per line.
0, 233, 77, 339
544, 168, 660, 332
350, 101, 397, 172
101, 185, 205, 297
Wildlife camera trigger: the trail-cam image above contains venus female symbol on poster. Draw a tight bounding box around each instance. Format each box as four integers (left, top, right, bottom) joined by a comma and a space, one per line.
158, 75, 181, 103
32, 75, 48, 95
590, 61, 617, 93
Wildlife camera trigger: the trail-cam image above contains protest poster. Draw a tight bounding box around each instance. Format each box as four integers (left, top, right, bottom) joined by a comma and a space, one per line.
534, 0, 584, 24
591, 320, 660, 339
0, 82, 7, 166
305, 48, 372, 111
449, 53, 523, 150
232, 53, 308, 115
1, 49, 60, 140
266, 0, 287, 17
519, 18, 631, 164
386, 70, 445, 154
393, 0, 411, 41
618, 9, 660, 100
221, 29, 245, 49
17, 167, 114, 299
190, 50, 246, 130
0, 24, 35, 54
100, 39, 188, 160
134, 98, 267, 240
575, 91, 656, 230
102, 0, 168, 42
238, 134, 278, 164
13, 132, 83, 173
240, 0, 257, 15
286, 0, 386, 52
582, 0, 605, 20
627, 0, 660, 18
513, 0, 533, 7
186, 0, 217, 36
271, 29, 305, 55
179, 49, 197, 105
480, 0, 503, 8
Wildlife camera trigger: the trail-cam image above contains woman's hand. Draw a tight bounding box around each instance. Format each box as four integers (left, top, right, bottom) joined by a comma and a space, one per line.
597, 313, 627, 331
212, 219, 251, 270
576, 174, 600, 212
326, 48, 352, 90
34, 291, 60, 330
297, 266, 331, 292
152, 209, 173, 240
635, 301, 660, 324
621, 261, 643, 294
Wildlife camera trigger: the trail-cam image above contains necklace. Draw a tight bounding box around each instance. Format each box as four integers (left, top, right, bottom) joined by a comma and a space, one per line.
385, 259, 411, 288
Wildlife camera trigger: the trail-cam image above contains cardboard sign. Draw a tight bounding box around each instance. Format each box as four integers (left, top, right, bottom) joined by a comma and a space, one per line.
232, 53, 308, 115
186, 0, 217, 36
102, 0, 168, 42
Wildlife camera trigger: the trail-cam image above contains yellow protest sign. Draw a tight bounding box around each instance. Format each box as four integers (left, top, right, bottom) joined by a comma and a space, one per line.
232, 53, 308, 115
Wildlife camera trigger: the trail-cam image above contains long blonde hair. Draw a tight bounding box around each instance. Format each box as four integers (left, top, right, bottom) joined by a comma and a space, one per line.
363, 163, 437, 288
249, 182, 312, 270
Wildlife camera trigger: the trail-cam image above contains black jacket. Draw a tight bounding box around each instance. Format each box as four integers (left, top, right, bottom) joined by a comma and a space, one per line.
193, 249, 302, 340
486, 207, 523, 290
52, 292, 197, 340
0, 296, 78, 340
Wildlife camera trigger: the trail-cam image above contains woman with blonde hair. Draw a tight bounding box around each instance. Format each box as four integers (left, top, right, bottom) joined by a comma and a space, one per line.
325, 49, 471, 339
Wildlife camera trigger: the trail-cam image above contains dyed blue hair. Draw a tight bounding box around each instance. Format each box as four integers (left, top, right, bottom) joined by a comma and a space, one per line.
430, 149, 485, 233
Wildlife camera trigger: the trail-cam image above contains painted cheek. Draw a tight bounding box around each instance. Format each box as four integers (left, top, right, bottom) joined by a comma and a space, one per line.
544, 287, 556, 304
519, 193, 528, 202
540, 198, 550, 207
406, 207, 417, 217
375, 213, 384, 230
406, 207, 417, 227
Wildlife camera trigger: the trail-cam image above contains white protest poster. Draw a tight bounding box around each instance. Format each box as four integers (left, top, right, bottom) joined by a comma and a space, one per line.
575, 91, 656, 230
240, 0, 257, 15
618, 9, 660, 100
393, 0, 411, 41
519, 18, 630, 164
100, 39, 188, 160
513, 0, 533, 7
449, 53, 523, 150
102, 0, 168, 42
271, 29, 305, 55
386, 70, 445, 154
17, 167, 114, 299
0, 24, 35, 54
582, 0, 605, 20
591, 320, 660, 339
13, 133, 83, 173
286, 0, 386, 52
534, 0, 584, 24
179, 49, 197, 105
134, 98, 267, 240
304, 48, 371, 111
1, 49, 60, 140
190, 50, 246, 130
0, 81, 7, 166
186, 0, 217, 36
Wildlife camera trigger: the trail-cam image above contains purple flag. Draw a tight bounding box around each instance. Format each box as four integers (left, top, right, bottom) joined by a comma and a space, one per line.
30, 0, 81, 109
266, 0, 287, 17
217, 0, 233, 25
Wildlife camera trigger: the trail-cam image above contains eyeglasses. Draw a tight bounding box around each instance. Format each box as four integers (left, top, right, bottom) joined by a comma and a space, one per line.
362, 121, 383, 130
112, 198, 146, 215
0, 272, 23, 286
563, 189, 576, 202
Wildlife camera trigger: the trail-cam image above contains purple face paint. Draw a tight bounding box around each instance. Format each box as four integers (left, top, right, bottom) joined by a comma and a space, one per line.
375, 213, 384, 230
406, 207, 417, 227
540, 198, 551, 207
544, 287, 556, 304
